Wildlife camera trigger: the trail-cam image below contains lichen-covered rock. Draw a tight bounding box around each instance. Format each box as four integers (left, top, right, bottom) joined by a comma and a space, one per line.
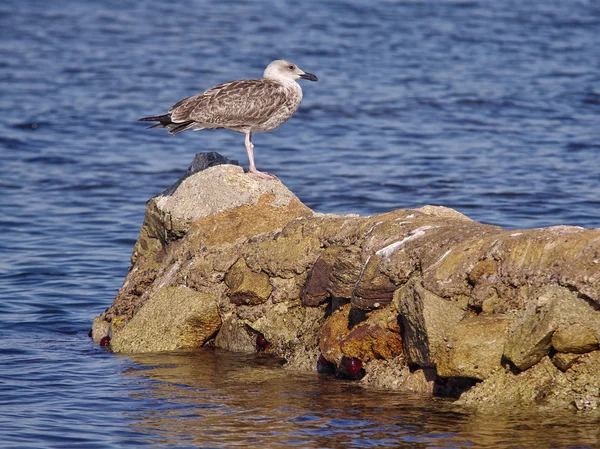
110, 286, 220, 353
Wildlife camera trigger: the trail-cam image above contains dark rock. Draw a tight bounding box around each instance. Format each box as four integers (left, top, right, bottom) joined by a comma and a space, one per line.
187, 152, 239, 174
302, 252, 335, 306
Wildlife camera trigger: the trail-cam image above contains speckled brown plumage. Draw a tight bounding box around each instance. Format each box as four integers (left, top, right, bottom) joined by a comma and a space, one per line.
139, 60, 318, 179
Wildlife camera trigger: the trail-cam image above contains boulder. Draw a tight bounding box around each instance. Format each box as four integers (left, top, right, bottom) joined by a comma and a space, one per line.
110, 286, 220, 353
92, 153, 600, 411
503, 285, 600, 371
395, 278, 464, 368
225, 258, 272, 306
214, 315, 256, 353
435, 315, 509, 380
552, 324, 599, 354
456, 352, 600, 410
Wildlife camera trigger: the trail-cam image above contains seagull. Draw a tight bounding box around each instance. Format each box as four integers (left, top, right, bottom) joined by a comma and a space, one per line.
138, 60, 318, 179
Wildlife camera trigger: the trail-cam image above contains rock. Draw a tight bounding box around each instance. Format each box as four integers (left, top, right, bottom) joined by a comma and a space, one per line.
318, 304, 352, 364
243, 218, 322, 278
159, 164, 304, 226
91, 316, 111, 344
503, 285, 600, 371
225, 258, 272, 306
551, 352, 581, 372
395, 278, 464, 368
327, 246, 363, 299
302, 245, 367, 307
456, 352, 600, 410
352, 252, 399, 309
93, 154, 600, 411
436, 315, 509, 380
131, 162, 312, 264
270, 276, 303, 304
187, 152, 239, 173
110, 286, 221, 353
318, 303, 403, 367
302, 250, 336, 306
246, 301, 325, 361
339, 306, 403, 362
361, 358, 436, 394
214, 315, 256, 353
414, 205, 472, 221
552, 324, 599, 354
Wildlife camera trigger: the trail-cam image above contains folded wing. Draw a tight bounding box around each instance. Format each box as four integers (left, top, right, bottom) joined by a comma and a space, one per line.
169, 79, 288, 130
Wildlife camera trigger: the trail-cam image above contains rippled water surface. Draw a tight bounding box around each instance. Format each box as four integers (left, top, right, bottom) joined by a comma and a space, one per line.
1, 0, 599, 447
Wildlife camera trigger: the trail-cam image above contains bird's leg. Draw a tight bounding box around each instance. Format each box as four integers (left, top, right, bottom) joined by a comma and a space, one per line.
245, 132, 275, 179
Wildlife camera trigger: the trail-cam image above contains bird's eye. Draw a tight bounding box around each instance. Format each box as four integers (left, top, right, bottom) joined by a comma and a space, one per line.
288, 65, 294, 70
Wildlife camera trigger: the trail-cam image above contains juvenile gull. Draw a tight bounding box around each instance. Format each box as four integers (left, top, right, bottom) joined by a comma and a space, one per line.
139, 60, 318, 179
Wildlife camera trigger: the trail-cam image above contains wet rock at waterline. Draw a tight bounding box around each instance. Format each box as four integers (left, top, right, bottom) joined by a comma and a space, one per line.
93, 153, 600, 411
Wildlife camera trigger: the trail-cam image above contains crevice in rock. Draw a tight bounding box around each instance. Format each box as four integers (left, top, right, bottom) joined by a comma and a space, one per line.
501, 355, 522, 374
324, 297, 349, 319
433, 376, 480, 399
348, 308, 368, 329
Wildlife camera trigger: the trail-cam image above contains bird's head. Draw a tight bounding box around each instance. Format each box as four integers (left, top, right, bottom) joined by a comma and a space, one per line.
263, 60, 318, 83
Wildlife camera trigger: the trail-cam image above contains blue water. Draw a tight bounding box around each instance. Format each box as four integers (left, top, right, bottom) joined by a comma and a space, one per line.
1, 0, 599, 447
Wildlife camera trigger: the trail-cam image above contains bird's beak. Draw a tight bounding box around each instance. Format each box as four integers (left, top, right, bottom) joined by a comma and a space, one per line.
300, 72, 318, 82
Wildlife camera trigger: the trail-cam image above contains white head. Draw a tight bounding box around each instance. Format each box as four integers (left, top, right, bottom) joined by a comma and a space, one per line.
263, 60, 318, 84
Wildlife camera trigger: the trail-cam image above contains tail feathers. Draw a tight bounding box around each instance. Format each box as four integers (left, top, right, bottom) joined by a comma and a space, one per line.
138, 114, 170, 122
138, 114, 197, 134
138, 114, 172, 129
138, 113, 196, 134
169, 121, 197, 135
146, 122, 165, 129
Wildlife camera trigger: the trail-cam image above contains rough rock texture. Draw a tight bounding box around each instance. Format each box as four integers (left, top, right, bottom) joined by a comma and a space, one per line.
110, 286, 220, 353
456, 352, 600, 411
435, 315, 509, 380
503, 285, 600, 371
225, 258, 272, 306
93, 154, 600, 411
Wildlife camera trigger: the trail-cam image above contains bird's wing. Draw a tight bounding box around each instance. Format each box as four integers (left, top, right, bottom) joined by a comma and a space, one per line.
169, 80, 288, 128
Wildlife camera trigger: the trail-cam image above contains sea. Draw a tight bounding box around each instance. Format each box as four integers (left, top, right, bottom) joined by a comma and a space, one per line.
1, 0, 599, 447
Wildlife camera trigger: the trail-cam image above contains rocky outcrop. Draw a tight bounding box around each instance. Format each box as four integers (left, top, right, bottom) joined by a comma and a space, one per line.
93, 153, 600, 411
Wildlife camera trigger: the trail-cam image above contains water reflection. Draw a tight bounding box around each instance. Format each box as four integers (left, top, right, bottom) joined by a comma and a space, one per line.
122, 349, 600, 448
